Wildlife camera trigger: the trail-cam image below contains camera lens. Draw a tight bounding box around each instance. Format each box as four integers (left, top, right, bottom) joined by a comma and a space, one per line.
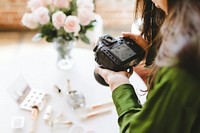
94, 71, 109, 86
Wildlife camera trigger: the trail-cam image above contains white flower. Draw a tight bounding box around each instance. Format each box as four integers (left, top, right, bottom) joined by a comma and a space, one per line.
77, 0, 94, 11
41, 0, 53, 6
21, 0, 96, 44
54, 0, 70, 8
63, 16, 80, 33
78, 8, 94, 26
27, 0, 44, 12
21, 13, 38, 29
34, 7, 50, 25
52, 11, 67, 30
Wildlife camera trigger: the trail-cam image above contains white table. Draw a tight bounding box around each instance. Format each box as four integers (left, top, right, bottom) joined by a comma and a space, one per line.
0, 46, 147, 133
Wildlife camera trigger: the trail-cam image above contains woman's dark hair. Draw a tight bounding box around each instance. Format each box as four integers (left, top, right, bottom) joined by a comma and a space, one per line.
134, 0, 200, 87
134, 0, 166, 66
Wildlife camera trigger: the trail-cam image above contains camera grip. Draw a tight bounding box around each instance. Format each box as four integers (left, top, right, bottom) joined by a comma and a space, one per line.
94, 71, 109, 86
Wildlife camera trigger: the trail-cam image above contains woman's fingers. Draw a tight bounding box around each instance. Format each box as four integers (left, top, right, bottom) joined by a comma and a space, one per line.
95, 67, 113, 83
121, 32, 149, 51
95, 67, 131, 91
95, 67, 129, 79
95, 67, 131, 82
122, 32, 139, 41
95, 67, 108, 78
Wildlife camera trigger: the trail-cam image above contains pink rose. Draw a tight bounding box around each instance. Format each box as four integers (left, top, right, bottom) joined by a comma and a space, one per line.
21, 13, 38, 29
34, 7, 50, 25
27, 0, 44, 11
77, 0, 94, 11
41, 0, 53, 6
54, 0, 70, 8
78, 8, 94, 26
52, 11, 66, 30
63, 16, 80, 33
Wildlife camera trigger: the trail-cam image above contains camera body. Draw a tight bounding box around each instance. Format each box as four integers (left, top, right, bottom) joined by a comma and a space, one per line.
94, 34, 145, 71
93, 34, 145, 86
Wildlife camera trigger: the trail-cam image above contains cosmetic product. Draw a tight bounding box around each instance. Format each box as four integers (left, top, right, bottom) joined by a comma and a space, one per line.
80, 108, 112, 120
66, 80, 85, 110
11, 116, 24, 130
43, 105, 53, 122
54, 85, 62, 94
85, 102, 113, 111
30, 106, 39, 133
7, 75, 48, 111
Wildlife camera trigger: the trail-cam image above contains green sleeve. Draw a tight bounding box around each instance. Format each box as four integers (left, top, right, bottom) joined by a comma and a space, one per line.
112, 84, 142, 132
112, 67, 200, 133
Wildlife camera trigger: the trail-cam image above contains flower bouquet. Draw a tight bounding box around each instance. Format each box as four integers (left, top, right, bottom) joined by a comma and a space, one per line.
21, 0, 96, 44
21, 0, 97, 70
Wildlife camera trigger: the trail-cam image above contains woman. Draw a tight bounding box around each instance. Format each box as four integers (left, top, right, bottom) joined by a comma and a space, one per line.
95, 0, 200, 132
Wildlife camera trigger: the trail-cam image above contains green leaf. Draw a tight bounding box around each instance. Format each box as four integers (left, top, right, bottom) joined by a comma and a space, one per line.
70, 0, 77, 15
57, 28, 66, 36
32, 33, 42, 42
80, 33, 90, 44
46, 36, 53, 42
68, 33, 75, 39
40, 22, 57, 42
87, 26, 95, 31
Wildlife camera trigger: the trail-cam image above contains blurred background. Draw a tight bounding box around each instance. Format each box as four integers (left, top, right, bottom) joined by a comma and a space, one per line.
0, 0, 136, 62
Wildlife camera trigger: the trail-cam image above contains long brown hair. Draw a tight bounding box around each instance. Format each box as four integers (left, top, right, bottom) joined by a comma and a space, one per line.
134, 0, 166, 66
135, 0, 200, 87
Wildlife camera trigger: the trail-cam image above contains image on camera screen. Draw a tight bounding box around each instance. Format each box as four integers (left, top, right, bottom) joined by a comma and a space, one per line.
110, 44, 136, 61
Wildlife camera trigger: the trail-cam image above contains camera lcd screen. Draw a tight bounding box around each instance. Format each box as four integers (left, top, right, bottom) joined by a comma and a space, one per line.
110, 44, 136, 61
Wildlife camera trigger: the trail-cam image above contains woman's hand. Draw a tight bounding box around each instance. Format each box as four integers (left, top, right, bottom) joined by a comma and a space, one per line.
133, 61, 152, 84
122, 32, 152, 84
122, 32, 149, 53
95, 67, 131, 91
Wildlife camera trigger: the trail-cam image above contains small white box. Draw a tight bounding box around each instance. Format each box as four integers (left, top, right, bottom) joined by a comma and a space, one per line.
11, 116, 24, 129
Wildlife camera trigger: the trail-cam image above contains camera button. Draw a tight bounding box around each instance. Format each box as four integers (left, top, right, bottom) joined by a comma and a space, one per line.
116, 62, 120, 65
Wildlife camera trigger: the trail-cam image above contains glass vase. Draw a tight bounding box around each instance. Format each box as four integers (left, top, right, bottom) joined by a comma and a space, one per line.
53, 37, 75, 70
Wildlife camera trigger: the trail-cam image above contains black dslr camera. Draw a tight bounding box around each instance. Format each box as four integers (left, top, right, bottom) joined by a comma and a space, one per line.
93, 34, 145, 86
